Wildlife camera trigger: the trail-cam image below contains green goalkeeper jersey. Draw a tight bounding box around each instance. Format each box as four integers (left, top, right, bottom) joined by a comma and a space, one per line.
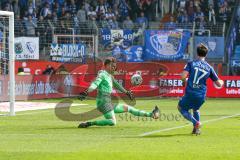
88, 70, 127, 110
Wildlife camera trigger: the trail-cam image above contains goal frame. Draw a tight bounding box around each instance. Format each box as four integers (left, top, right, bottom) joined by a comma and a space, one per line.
0, 11, 15, 116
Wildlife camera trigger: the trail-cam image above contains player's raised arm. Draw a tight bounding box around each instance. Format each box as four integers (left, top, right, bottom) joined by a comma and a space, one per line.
112, 77, 135, 101
112, 77, 127, 93
88, 71, 104, 92
209, 67, 224, 88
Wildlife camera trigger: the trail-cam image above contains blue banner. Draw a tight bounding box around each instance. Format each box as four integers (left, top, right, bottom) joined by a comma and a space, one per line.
0, 31, 2, 43
144, 30, 191, 60
50, 43, 86, 63
194, 36, 224, 59
101, 29, 133, 49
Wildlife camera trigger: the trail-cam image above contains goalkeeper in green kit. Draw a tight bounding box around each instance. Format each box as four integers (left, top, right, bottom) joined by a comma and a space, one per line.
78, 57, 159, 128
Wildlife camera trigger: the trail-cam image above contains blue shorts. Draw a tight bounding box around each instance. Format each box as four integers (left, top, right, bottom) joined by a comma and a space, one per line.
178, 95, 205, 111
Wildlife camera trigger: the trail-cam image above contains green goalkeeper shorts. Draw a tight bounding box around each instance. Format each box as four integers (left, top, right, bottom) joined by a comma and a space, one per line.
96, 94, 114, 114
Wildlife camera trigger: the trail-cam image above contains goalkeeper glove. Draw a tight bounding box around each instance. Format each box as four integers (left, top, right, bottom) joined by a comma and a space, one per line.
126, 90, 135, 101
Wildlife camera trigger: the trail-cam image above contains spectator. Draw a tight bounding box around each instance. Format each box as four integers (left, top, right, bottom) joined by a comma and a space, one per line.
129, 0, 141, 20
2, 1, 13, 11
36, 16, 47, 49
142, 0, 156, 21
194, 7, 204, 23
52, 11, 58, 23
53, 2, 62, 18
177, 10, 189, 23
82, 0, 91, 12
77, 5, 87, 23
208, 4, 216, 25
199, 0, 208, 15
186, 0, 195, 22
165, 16, 176, 30
136, 12, 148, 29
87, 6, 97, 20
123, 16, 134, 29
24, 15, 37, 36
42, 65, 55, 75
12, 0, 20, 16
15, 15, 25, 37
105, 7, 115, 21
118, 0, 130, 22
196, 17, 206, 36
55, 0, 65, 6
218, 1, 231, 23
27, 2, 35, 16
67, 0, 77, 15
40, 3, 51, 18
45, 13, 55, 45
95, 0, 109, 20
108, 16, 119, 29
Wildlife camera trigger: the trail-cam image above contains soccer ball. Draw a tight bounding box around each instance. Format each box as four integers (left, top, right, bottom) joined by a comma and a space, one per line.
131, 73, 143, 86
213, 80, 224, 89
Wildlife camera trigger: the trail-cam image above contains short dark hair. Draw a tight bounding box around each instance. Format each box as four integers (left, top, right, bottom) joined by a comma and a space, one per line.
104, 57, 117, 66
197, 43, 208, 57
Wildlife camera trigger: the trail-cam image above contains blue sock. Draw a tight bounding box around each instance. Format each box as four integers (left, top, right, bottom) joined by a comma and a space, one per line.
193, 110, 200, 122
179, 107, 197, 126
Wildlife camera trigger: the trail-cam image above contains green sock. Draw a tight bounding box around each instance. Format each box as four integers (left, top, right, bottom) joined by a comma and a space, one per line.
114, 104, 152, 117
128, 106, 152, 117
90, 119, 115, 126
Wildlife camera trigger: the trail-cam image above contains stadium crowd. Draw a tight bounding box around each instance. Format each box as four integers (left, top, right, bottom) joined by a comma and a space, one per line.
0, 0, 235, 33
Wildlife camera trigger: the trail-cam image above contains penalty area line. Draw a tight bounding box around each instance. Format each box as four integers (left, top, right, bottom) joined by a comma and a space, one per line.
139, 113, 240, 137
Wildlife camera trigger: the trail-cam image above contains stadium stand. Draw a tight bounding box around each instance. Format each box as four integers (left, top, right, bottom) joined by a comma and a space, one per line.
0, 0, 238, 74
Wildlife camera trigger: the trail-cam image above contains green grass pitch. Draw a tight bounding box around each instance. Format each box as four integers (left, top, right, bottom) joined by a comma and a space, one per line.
0, 98, 240, 160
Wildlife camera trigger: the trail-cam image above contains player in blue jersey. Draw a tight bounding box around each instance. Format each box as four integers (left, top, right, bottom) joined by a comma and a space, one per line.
178, 43, 224, 135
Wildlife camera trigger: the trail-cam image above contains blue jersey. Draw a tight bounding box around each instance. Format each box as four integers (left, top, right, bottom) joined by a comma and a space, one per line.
184, 59, 219, 97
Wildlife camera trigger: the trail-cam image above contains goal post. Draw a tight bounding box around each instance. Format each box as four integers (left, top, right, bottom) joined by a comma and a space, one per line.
0, 11, 15, 116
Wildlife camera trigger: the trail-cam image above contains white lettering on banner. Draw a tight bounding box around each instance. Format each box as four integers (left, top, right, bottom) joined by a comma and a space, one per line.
159, 79, 183, 87
159, 88, 184, 94
226, 80, 240, 88
35, 81, 45, 94
45, 82, 57, 95
226, 89, 240, 95
14, 81, 58, 96
51, 44, 85, 57
51, 57, 83, 63
15, 82, 34, 95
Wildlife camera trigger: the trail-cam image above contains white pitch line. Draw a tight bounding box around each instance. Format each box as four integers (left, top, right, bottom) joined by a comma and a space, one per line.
139, 113, 240, 137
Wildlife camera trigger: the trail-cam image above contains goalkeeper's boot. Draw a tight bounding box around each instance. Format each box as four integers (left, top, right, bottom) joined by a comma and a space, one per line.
152, 106, 160, 119
192, 121, 201, 135
78, 122, 91, 128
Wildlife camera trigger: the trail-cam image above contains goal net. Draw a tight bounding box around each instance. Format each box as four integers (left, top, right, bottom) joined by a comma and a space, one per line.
0, 11, 15, 116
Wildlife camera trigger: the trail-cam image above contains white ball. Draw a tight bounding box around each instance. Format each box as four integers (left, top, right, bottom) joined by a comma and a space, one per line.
213, 80, 224, 89
131, 73, 143, 86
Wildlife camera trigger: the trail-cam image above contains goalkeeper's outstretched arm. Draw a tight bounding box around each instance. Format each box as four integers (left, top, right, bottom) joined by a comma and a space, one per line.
112, 77, 127, 93
86, 72, 104, 93
112, 77, 134, 101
